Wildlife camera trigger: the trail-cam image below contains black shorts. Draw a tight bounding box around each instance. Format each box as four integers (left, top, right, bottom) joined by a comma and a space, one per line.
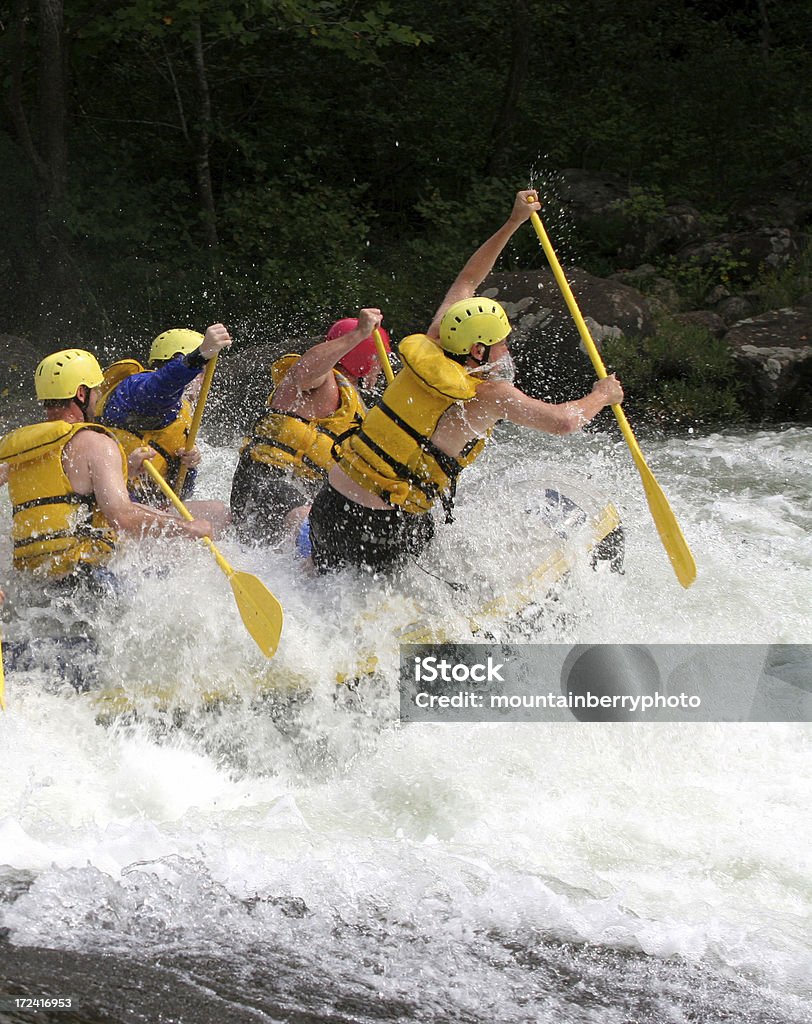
230, 454, 320, 544
308, 483, 435, 575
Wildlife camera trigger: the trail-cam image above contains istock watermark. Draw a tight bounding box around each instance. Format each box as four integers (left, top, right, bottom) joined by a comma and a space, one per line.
399, 644, 812, 723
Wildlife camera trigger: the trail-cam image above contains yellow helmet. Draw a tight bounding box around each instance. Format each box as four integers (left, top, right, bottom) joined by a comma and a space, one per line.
35, 349, 104, 400
439, 297, 511, 355
149, 328, 204, 365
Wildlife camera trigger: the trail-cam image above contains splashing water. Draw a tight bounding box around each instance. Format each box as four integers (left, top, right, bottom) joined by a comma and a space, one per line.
0, 425, 809, 1022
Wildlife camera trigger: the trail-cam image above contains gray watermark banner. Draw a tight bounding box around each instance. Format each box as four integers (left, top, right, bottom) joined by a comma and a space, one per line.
399, 644, 812, 722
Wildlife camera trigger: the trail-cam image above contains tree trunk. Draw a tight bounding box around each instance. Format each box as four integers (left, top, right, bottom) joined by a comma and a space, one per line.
8, 0, 73, 331
757, 0, 771, 59
486, 0, 531, 177
39, 0, 68, 208
190, 16, 219, 250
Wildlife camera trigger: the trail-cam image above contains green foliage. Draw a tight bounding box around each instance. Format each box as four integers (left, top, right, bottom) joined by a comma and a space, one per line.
750, 243, 812, 313
1, 0, 810, 388
611, 187, 668, 226
603, 318, 744, 426
219, 174, 373, 319
662, 248, 749, 308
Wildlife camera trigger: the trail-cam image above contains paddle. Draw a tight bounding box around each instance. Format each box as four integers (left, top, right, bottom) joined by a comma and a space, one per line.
143, 460, 284, 656
528, 207, 697, 589
373, 329, 395, 384
174, 352, 218, 496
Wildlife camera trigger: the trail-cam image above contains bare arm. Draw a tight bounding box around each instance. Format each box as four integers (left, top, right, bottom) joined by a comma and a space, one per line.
427, 190, 541, 339
434, 377, 624, 455
284, 307, 383, 393
491, 376, 624, 435
65, 431, 211, 539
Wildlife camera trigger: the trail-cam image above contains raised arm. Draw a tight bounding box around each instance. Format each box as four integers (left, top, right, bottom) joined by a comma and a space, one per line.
427, 190, 541, 339
102, 360, 200, 427
432, 376, 624, 459
101, 324, 231, 428
284, 307, 383, 393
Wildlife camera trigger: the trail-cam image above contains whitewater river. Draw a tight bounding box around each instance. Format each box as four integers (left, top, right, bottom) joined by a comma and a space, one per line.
0, 424, 810, 1023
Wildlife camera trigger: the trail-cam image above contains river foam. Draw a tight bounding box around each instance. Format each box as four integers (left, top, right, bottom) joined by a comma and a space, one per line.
1, 425, 810, 1021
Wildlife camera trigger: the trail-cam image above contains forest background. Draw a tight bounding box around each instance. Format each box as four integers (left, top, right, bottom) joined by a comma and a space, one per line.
1, 0, 810, 423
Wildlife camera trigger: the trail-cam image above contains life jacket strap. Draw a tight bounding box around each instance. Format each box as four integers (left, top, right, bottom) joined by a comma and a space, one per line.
12, 493, 94, 514
242, 436, 326, 479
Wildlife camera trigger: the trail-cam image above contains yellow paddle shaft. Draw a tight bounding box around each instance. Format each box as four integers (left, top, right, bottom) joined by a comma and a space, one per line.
175, 353, 218, 496
529, 209, 696, 588
144, 459, 233, 576
531, 211, 656, 471
374, 329, 394, 384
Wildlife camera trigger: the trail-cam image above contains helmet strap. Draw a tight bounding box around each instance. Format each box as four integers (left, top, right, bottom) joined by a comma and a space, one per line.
73, 386, 92, 420
467, 344, 491, 367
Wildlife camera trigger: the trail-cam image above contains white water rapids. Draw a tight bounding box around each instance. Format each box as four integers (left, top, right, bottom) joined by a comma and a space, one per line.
0, 424, 810, 1022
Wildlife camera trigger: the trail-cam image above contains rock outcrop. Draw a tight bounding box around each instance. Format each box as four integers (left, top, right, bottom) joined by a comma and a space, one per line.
725, 307, 812, 421
482, 268, 657, 401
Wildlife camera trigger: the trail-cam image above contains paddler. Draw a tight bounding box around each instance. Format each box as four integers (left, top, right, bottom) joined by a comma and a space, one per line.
0, 349, 213, 585
229, 308, 390, 545
96, 323, 232, 535
307, 189, 624, 574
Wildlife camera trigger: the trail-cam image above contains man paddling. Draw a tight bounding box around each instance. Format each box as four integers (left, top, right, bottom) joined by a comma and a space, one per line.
307, 190, 624, 574
96, 324, 232, 535
230, 308, 390, 545
0, 349, 212, 584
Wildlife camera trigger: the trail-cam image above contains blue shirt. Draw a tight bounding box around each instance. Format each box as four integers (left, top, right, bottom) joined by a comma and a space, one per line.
99, 355, 201, 496
100, 356, 200, 431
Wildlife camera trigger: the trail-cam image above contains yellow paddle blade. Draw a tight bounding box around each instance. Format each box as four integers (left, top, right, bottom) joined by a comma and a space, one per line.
636, 458, 697, 588
143, 460, 284, 655
229, 570, 284, 658
613, 407, 696, 588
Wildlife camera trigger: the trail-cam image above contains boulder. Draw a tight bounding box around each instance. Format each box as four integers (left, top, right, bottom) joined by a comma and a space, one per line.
730, 156, 812, 232
610, 265, 682, 314
676, 227, 799, 284
482, 268, 656, 401
556, 169, 707, 263
715, 295, 757, 324
724, 308, 812, 422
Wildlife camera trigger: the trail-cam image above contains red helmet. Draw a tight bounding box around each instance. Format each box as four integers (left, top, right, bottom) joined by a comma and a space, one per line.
327, 318, 391, 379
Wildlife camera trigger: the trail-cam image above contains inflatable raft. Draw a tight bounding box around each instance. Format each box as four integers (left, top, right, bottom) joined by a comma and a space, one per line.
1, 478, 622, 715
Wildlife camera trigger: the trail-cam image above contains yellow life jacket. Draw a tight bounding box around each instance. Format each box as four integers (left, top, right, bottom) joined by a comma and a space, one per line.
240, 354, 366, 482
334, 334, 487, 517
96, 359, 193, 498
0, 421, 125, 576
